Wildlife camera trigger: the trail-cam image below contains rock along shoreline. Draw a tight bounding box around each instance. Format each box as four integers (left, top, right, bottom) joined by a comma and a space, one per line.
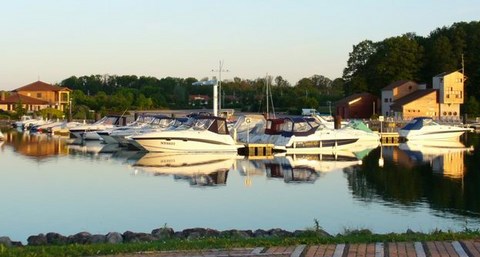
0, 227, 332, 247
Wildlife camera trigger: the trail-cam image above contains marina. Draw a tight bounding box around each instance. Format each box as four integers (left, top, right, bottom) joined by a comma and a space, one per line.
0, 124, 479, 243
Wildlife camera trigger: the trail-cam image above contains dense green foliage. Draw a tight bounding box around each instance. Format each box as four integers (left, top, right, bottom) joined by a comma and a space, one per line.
61, 74, 344, 116
56, 21, 479, 117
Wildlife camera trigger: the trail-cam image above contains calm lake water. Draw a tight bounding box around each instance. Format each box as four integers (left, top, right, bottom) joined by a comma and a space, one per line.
1, 128, 479, 243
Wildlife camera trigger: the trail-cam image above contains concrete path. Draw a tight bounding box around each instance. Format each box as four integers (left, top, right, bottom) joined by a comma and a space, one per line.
95, 239, 480, 257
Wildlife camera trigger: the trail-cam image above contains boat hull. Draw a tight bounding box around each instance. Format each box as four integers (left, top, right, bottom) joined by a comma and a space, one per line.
132, 130, 240, 153
399, 129, 470, 140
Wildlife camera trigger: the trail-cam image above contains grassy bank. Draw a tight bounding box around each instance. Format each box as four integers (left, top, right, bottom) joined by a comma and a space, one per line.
2, 230, 480, 257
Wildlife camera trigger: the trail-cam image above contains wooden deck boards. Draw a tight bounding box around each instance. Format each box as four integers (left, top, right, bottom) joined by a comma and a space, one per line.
95, 239, 480, 257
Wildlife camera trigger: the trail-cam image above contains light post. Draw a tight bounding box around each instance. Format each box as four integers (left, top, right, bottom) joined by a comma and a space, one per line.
69, 98, 73, 122
378, 115, 384, 167
211, 60, 229, 112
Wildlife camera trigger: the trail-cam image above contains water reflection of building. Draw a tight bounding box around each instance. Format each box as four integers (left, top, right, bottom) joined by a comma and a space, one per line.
133, 153, 237, 187
1, 130, 68, 160
399, 141, 473, 178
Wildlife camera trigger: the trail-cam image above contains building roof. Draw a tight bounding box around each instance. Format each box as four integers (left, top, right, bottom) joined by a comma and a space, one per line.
335, 92, 376, 106
382, 80, 416, 91
0, 93, 50, 105
13, 81, 71, 92
390, 89, 437, 111
433, 70, 464, 78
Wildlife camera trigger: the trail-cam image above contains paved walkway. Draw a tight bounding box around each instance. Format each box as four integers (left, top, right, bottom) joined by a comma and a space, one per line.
97, 239, 480, 257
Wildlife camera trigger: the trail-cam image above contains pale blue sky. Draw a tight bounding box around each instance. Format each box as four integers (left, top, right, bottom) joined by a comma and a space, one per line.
0, 0, 478, 90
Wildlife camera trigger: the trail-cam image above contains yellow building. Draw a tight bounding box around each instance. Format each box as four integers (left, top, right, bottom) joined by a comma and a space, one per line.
382, 71, 465, 121
0, 81, 71, 112
433, 71, 465, 120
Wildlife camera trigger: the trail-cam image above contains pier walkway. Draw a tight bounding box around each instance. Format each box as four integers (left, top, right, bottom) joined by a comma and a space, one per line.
99, 239, 480, 257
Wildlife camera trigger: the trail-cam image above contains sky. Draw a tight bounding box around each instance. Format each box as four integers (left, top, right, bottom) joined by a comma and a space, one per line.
0, 0, 478, 90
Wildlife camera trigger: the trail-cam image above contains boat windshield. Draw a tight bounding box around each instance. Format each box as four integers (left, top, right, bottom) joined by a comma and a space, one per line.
193, 118, 214, 130
95, 116, 119, 125
151, 118, 173, 128
402, 118, 436, 130
293, 121, 311, 133
423, 119, 439, 126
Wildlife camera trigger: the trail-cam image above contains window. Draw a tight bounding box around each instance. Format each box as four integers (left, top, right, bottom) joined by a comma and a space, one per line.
389, 98, 392, 102
61, 93, 68, 102
454, 112, 457, 115
446, 94, 450, 98
448, 112, 452, 115
384, 98, 388, 103
443, 112, 447, 115
37, 93, 42, 98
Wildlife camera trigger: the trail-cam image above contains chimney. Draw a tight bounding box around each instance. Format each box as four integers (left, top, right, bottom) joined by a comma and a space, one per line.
0, 91, 5, 101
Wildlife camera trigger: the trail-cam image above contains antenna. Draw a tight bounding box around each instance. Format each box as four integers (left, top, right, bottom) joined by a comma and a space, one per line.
211, 60, 229, 112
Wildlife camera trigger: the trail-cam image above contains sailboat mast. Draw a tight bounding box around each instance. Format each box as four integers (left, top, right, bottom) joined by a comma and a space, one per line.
266, 73, 269, 119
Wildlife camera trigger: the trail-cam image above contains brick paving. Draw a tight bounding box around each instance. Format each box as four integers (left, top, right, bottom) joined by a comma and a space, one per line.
96, 239, 480, 257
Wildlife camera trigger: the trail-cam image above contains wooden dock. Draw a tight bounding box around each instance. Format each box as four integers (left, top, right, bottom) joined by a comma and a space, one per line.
378, 132, 401, 145
239, 143, 275, 157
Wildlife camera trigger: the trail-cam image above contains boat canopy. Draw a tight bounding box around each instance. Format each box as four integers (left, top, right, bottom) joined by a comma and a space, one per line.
401, 117, 436, 131
346, 120, 373, 133
280, 117, 319, 137
191, 116, 229, 135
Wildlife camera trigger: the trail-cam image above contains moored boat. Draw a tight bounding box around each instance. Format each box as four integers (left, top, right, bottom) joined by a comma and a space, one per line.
253, 116, 360, 153
131, 115, 241, 153
398, 117, 473, 141
69, 115, 124, 141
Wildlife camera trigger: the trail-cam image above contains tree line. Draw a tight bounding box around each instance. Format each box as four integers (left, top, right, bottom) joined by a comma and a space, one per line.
59, 21, 479, 118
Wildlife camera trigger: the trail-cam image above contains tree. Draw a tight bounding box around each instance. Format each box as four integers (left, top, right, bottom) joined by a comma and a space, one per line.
274, 76, 290, 87
343, 40, 376, 82
465, 96, 480, 117
368, 34, 424, 94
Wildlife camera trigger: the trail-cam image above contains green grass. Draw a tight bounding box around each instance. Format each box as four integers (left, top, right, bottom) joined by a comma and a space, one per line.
2, 230, 480, 257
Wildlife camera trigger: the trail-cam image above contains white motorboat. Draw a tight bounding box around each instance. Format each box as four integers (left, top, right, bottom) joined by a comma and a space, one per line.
98, 115, 183, 146
30, 120, 65, 133
255, 117, 360, 154
69, 115, 124, 140
398, 117, 473, 141
131, 115, 241, 153
340, 120, 380, 142
13, 115, 49, 130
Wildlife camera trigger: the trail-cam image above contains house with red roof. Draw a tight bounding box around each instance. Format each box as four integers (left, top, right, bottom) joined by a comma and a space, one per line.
0, 81, 71, 113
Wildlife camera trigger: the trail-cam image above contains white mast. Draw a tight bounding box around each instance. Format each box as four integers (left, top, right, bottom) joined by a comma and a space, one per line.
266, 73, 269, 119
213, 80, 218, 116
212, 60, 229, 113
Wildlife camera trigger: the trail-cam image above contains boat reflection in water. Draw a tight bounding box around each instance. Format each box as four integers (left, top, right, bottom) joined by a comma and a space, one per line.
133, 152, 238, 187
0, 130, 68, 161
237, 149, 368, 184
399, 140, 474, 179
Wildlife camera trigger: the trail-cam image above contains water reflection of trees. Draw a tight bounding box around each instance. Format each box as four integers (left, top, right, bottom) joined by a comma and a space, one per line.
345, 136, 480, 217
